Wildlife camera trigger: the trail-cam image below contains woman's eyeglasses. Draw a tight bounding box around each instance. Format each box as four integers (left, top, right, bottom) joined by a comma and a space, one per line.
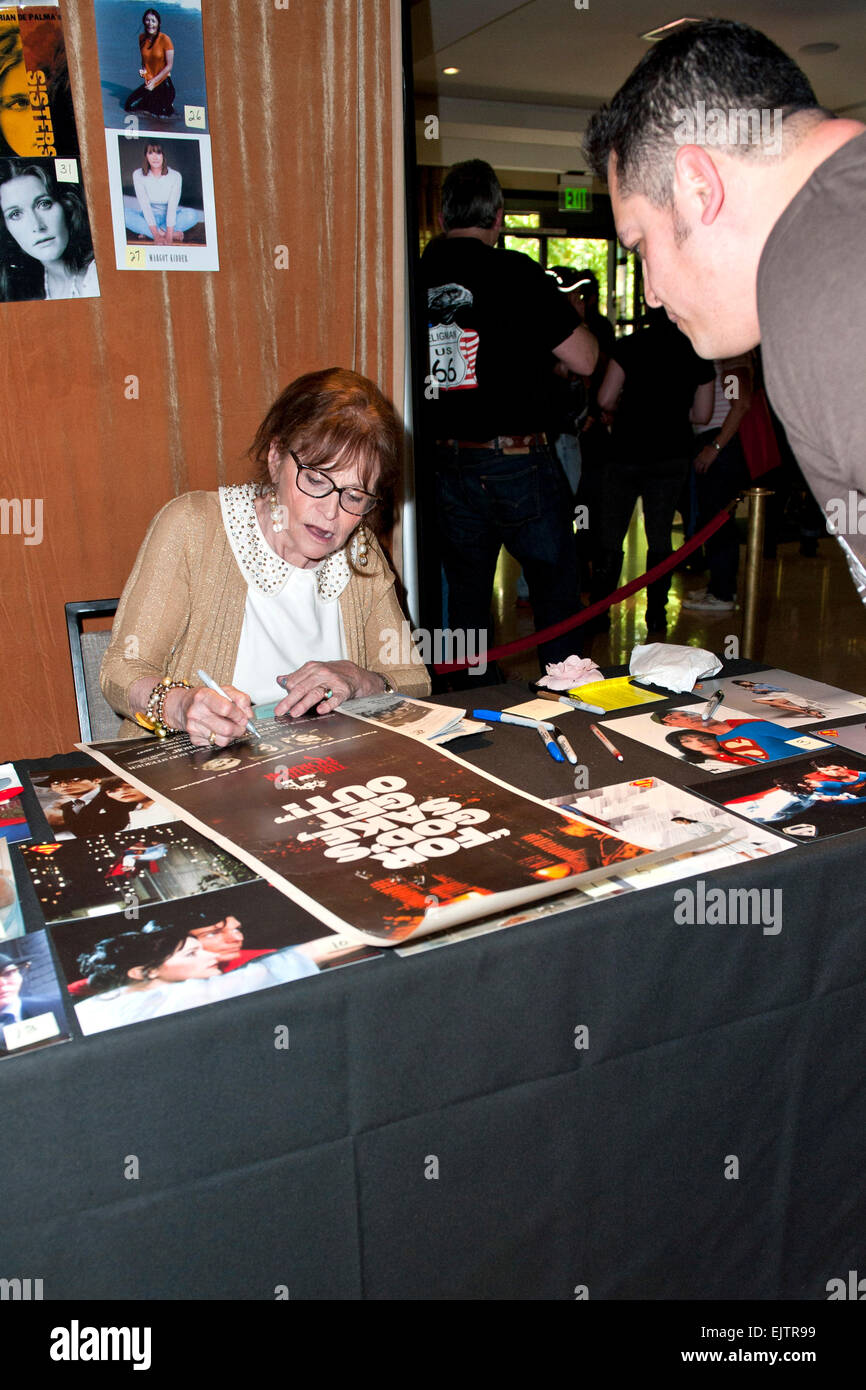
290, 451, 379, 516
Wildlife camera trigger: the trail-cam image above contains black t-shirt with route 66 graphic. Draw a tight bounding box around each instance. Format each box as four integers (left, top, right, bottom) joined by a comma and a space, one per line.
419, 236, 580, 441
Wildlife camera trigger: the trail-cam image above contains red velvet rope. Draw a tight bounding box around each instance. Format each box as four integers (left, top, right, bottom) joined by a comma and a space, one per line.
433, 501, 736, 673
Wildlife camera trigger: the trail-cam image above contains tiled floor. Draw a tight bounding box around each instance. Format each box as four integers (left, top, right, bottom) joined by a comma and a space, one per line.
493, 505, 866, 693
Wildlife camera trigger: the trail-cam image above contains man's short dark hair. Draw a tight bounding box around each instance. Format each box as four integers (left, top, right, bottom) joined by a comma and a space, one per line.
584, 18, 821, 208
441, 159, 503, 231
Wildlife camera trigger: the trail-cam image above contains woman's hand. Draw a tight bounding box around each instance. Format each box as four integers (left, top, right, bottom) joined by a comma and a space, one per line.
694, 444, 720, 474
274, 662, 387, 718
163, 684, 254, 748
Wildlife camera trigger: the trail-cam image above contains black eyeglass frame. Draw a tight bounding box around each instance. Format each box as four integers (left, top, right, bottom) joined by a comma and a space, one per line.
289, 451, 380, 517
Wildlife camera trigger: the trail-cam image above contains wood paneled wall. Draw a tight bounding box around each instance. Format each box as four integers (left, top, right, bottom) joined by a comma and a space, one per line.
0, 0, 405, 759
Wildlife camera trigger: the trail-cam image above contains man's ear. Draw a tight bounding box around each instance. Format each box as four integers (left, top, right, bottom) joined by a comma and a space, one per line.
127, 966, 150, 982
492, 206, 504, 237
673, 145, 725, 226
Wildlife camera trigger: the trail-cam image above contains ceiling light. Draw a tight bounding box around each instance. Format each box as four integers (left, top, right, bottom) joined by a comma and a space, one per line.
799, 42, 839, 55
641, 17, 705, 42
442, 66, 460, 75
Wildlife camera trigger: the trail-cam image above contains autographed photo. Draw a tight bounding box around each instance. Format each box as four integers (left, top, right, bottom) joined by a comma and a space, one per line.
0, 928, 71, 1060
93, 0, 210, 135
693, 669, 866, 727
604, 704, 832, 774
105, 128, 218, 270
30, 765, 177, 839
694, 751, 866, 841
51, 879, 376, 1037
20, 822, 257, 924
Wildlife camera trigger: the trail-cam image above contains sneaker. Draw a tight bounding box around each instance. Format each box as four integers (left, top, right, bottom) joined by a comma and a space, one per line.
681, 592, 735, 612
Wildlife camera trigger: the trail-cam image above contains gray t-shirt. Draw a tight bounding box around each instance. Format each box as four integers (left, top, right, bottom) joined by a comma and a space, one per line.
758, 130, 866, 594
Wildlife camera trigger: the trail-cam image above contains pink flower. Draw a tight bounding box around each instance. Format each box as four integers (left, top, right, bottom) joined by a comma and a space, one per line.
536, 656, 602, 690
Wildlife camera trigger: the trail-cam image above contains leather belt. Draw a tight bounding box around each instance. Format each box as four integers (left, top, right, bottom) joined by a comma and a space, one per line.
436, 433, 548, 453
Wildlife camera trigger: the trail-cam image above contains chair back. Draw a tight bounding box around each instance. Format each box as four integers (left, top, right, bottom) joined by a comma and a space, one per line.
65, 600, 122, 743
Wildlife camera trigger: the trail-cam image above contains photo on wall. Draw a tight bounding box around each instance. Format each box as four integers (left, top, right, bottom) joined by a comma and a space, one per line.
105, 127, 218, 270
0, 5, 100, 303
92, 0, 210, 137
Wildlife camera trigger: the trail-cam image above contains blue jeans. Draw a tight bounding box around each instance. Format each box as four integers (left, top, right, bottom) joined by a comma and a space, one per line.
124, 197, 201, 238
434, 442, 582, 669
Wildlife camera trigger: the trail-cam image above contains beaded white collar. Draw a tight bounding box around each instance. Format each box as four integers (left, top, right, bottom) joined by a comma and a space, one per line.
219, 483, 352, 601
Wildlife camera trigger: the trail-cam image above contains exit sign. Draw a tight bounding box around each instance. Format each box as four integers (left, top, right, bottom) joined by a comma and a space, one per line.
558, 187, 593, 213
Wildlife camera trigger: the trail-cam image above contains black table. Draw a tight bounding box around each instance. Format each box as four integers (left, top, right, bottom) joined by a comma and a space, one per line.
4, 670, 866, 1300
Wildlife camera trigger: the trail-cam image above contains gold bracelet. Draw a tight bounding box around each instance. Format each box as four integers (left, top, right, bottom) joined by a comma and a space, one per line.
136, 677, 190, 738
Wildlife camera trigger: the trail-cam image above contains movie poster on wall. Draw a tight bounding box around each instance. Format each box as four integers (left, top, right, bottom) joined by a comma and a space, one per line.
80, 713, 679, 947
0, 3, 101, 303
93, 1, 218, 271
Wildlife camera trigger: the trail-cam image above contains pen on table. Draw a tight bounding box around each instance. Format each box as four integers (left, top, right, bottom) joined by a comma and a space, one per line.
535, 691, 605, 714
472, 709, 556, 732
556, 732, 578, 765
536, 724, 566, 763
196, 669, 261, 742
590, 722, 623, 761
702, 690, 724, 722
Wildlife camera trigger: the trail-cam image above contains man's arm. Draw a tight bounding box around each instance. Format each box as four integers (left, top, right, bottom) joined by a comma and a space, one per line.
553, 325, 598, 377
690, 380, 715, 427
597, 357, 625, 415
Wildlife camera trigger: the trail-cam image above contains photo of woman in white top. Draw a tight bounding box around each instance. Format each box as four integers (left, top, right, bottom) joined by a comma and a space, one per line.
123, 140, 201, 244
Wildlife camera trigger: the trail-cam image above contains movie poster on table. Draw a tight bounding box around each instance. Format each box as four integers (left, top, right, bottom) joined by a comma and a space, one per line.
0, 3, 100, 303
29, 765, 177, 839
693, 668, 866, 727
80, 713, 675, 947
93, 1, 218, 271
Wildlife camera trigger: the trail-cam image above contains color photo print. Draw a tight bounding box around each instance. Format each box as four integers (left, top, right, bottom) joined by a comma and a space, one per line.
30, 765, 177, 839
1, 834, 26, 940
19, 820, 257, 924
603, 704, 832, 774
81, 712, 674, 946
0, 4, 100, 302
50, 879, 379, 1037
693, 669, 866, 727
0, 927, 71, 1059
92, 0, 210, 137
694, 751, 866, 841
0, 761, 30, 844
105, 128, 218, 270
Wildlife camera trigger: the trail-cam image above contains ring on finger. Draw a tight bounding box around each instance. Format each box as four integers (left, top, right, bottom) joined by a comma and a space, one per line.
322, 686, 334, 700
209, 731, 217, 747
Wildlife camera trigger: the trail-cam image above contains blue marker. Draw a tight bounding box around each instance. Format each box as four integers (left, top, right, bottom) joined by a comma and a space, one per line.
536, 725, 566, 763
472, 708, 556, 732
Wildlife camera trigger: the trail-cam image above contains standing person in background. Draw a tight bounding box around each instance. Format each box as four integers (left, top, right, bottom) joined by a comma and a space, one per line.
568, 268, 617, 600
419, 159, 597, 680
592, 308, 714, 632
584, 17, 866, 602
682, 354, 753, 613
124, 8, 176, 120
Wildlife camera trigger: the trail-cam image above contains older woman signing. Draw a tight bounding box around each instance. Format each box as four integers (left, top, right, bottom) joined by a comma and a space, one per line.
101, 368, 431, 746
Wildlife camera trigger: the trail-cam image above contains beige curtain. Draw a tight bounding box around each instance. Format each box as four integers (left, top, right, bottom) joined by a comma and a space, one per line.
0, 0, 405, 759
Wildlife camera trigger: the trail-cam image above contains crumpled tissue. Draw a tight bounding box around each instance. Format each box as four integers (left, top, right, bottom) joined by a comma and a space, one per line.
629, 643, 722, 694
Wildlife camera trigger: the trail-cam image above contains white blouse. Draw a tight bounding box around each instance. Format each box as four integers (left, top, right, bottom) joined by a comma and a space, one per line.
220, 484, 351, 705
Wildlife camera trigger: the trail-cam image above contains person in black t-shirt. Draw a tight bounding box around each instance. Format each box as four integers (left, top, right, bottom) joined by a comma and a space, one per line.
592, 308, 714, 631
418, 160, 597, 677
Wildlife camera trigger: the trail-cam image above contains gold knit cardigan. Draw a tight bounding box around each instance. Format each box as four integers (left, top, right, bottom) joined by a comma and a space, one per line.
101, 491, 431, 737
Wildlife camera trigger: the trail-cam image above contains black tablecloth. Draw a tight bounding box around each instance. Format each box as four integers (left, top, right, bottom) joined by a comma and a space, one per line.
4, 667, 866, 1299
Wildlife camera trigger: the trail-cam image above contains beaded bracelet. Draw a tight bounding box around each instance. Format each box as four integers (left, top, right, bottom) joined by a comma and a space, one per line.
135, 677, 190, 738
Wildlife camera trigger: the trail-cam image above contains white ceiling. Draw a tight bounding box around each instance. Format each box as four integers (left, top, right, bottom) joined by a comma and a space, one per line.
411, 0, 866, 175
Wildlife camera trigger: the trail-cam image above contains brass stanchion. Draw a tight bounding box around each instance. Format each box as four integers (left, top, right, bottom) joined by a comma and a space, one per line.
742, 488, 773, 660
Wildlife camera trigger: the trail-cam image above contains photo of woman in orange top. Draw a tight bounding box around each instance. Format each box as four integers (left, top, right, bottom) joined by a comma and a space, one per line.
124, 8, 176, 120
